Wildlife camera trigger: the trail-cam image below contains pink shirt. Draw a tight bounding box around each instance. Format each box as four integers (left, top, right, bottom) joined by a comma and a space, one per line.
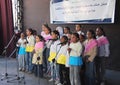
35, 42, 44, 51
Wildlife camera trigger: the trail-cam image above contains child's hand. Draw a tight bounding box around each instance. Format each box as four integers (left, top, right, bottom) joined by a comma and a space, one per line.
67, 48, 72, 53
52, 58, 55, 63
32, 50, 35, 53
16, 43, 20, 47
24, 42, 27, 44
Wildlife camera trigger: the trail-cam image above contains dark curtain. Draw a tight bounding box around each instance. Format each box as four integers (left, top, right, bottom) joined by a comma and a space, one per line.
0, 0, 15, 56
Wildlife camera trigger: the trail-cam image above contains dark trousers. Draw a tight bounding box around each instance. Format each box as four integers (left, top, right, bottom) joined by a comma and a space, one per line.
43, 48, 50, 73
34, 64, 43, 78
80, 62, 85, 85
25, 52, 33, 72
95, 57, 107, 84
85, 62, 95, 85
59, 64, 71, 85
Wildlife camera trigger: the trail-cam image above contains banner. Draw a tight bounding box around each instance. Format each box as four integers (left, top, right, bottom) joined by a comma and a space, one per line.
50, 0, 116, 24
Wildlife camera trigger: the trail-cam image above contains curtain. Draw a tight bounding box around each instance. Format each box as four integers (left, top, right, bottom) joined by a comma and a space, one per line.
0, 0, 15, 57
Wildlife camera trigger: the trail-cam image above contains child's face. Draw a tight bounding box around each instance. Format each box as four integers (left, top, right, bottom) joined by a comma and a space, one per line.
42, 25, 45, 31
21, 33, 24, 39
36, 36, 40, 42
79, 35, 84, 42
86, 31, 92, 39
51, 32, 57, 39
96, 28, 102, 36
75, 25, 81, 32
60, 37, 65, 43
44, 27, 50, 34
71, 34, 78, 43
26, 29, 31, 36
64, 28, 69, 34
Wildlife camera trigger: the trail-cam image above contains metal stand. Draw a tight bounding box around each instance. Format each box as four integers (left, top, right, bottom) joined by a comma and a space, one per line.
36, 56, 41, 85
7, 47, 26, 84
1, 34, 17, 81
53, 63, 55, 85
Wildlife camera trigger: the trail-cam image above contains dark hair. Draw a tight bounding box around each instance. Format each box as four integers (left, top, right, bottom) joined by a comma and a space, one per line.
76, 24, 82, 28
87, 30, 96, 39
20, 32, 25, 35
27, 28, 33, 34
72, 33, 80, 40
97, 27, 106, 36
43, 24, 51, 33
36, 35, 45, 42
64, 26, 70, 31
62, 36, 68, 44
52, 30, 60, 39
80, 34, 86, 39
33, 30, 37, 35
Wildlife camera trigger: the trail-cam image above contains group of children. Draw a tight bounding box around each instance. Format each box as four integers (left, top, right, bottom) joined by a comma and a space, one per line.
17, 24, 110, 85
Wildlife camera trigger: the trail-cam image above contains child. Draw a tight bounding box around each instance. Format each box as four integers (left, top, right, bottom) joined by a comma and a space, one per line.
79, 34, 86, 44
56, 26, 63, 38
17, 33, 26, 71
75, 24, 84, 35
48, 30, 60, 83
79, 34, 86, 85
41, 24, 52, 41
63, 26, 71, 40
41, 24, 52, 72
25, 28, 35, 73
41, 24, 46, 36
84, 30, 98, 85
68, 33, 83, 85
56, 36, 70, 85
95, 27, 110, 85
32, 35, 44, 78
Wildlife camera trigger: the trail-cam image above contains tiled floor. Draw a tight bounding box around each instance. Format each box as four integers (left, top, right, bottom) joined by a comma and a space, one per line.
0, 58, 120, 85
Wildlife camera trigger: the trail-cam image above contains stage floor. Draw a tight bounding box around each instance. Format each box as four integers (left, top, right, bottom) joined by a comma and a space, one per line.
0, 57, 120, 85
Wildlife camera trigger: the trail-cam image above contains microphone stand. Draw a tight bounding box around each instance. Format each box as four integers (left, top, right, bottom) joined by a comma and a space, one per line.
52, 45, 62, 85
1, 34, 17, 81
37, 58, 41, 85
35, 55, 41, 85
7, 44, 26, 84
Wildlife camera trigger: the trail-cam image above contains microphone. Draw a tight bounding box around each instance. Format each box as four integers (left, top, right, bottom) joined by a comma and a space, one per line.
25, 37, 29, 44
57, 42, 63, 45
37, 56, 40, 61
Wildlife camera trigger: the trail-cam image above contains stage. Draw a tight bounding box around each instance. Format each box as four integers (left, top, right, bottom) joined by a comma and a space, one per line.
0, 57, 52, 85
0, 57, 120, 85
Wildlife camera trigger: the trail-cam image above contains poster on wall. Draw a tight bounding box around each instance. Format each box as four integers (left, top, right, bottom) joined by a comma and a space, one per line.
50, 0, 116, 24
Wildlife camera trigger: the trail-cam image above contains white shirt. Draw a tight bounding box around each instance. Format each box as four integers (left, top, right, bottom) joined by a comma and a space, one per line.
55, 44, 69, 67
77, 31, 84, 35
26, 35, 35, 47
69, 42, 83, 57
50, 40, 60, 54
17, 38, 26, 48
96, 35, 110, 57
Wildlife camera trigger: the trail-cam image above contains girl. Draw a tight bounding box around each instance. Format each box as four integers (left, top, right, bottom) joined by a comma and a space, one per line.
63, 26, 72, 40
41, 24, 52, 41
79, 34, 86, 85
17, 33, 26, 71
68, 33, 83, 85
41, 24, 52, 72
48, 30, 60, 83
79, 34, 86, 44
56, 26, 63, 38
32, 35, 44, 78
84, 30, 98, 85
56, 36, 70, 85
25, 28, 35, 73
75, 24, 84, 35
41, 24, 46, 36
95, 27, 110, 85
